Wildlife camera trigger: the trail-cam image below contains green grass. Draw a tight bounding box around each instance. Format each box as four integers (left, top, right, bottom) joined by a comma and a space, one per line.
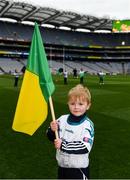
0, 74, 130, 179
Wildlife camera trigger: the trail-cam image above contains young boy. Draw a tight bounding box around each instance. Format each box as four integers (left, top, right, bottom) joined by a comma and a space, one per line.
47, 84, 94, 179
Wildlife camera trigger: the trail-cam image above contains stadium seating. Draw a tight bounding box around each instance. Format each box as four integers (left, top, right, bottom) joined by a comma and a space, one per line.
0, 21, 130, 74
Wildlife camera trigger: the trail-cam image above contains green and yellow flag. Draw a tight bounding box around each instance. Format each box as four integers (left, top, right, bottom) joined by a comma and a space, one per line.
12, 22, 55, 135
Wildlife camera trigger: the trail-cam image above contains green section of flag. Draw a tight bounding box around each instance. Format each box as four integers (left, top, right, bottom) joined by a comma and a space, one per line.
27, 22, 55, 101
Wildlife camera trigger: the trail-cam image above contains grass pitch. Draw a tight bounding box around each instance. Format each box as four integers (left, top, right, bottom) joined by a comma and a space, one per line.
0, 74, 130, 179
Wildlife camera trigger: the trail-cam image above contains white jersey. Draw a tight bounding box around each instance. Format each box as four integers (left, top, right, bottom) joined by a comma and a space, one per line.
56, 114, 94, 168
63, 71, 68, 78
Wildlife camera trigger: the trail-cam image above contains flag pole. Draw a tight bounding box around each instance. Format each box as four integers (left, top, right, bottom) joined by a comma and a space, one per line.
49, 96, 59, 139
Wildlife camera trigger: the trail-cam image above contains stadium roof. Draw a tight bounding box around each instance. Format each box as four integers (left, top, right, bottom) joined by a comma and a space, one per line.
0, 0, 113, 31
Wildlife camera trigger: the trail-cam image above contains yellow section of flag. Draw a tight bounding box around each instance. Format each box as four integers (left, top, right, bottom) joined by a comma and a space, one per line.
12, 70, 47, 135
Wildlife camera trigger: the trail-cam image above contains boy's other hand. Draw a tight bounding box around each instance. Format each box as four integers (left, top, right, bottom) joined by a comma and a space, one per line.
54, 138, 62, 149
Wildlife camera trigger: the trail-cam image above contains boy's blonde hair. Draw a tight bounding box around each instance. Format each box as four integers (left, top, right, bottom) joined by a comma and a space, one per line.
68, 84, 91, 105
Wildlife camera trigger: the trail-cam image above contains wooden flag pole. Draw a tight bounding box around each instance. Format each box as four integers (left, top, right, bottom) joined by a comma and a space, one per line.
49, 96, 59, 139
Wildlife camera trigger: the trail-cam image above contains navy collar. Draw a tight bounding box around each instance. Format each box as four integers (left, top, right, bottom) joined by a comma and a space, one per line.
67, 113, 87, 125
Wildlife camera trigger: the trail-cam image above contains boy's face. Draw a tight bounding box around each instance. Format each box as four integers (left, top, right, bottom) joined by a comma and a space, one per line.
68, 97, 90, 116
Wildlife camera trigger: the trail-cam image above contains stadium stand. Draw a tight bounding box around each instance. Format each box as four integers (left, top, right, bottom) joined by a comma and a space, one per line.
0, 1, 130, 75
0, 57, 24, 73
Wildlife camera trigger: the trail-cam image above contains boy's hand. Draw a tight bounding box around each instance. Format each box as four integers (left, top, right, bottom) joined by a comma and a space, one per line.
50, 121, 58, 132
54, 138, 62, 149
